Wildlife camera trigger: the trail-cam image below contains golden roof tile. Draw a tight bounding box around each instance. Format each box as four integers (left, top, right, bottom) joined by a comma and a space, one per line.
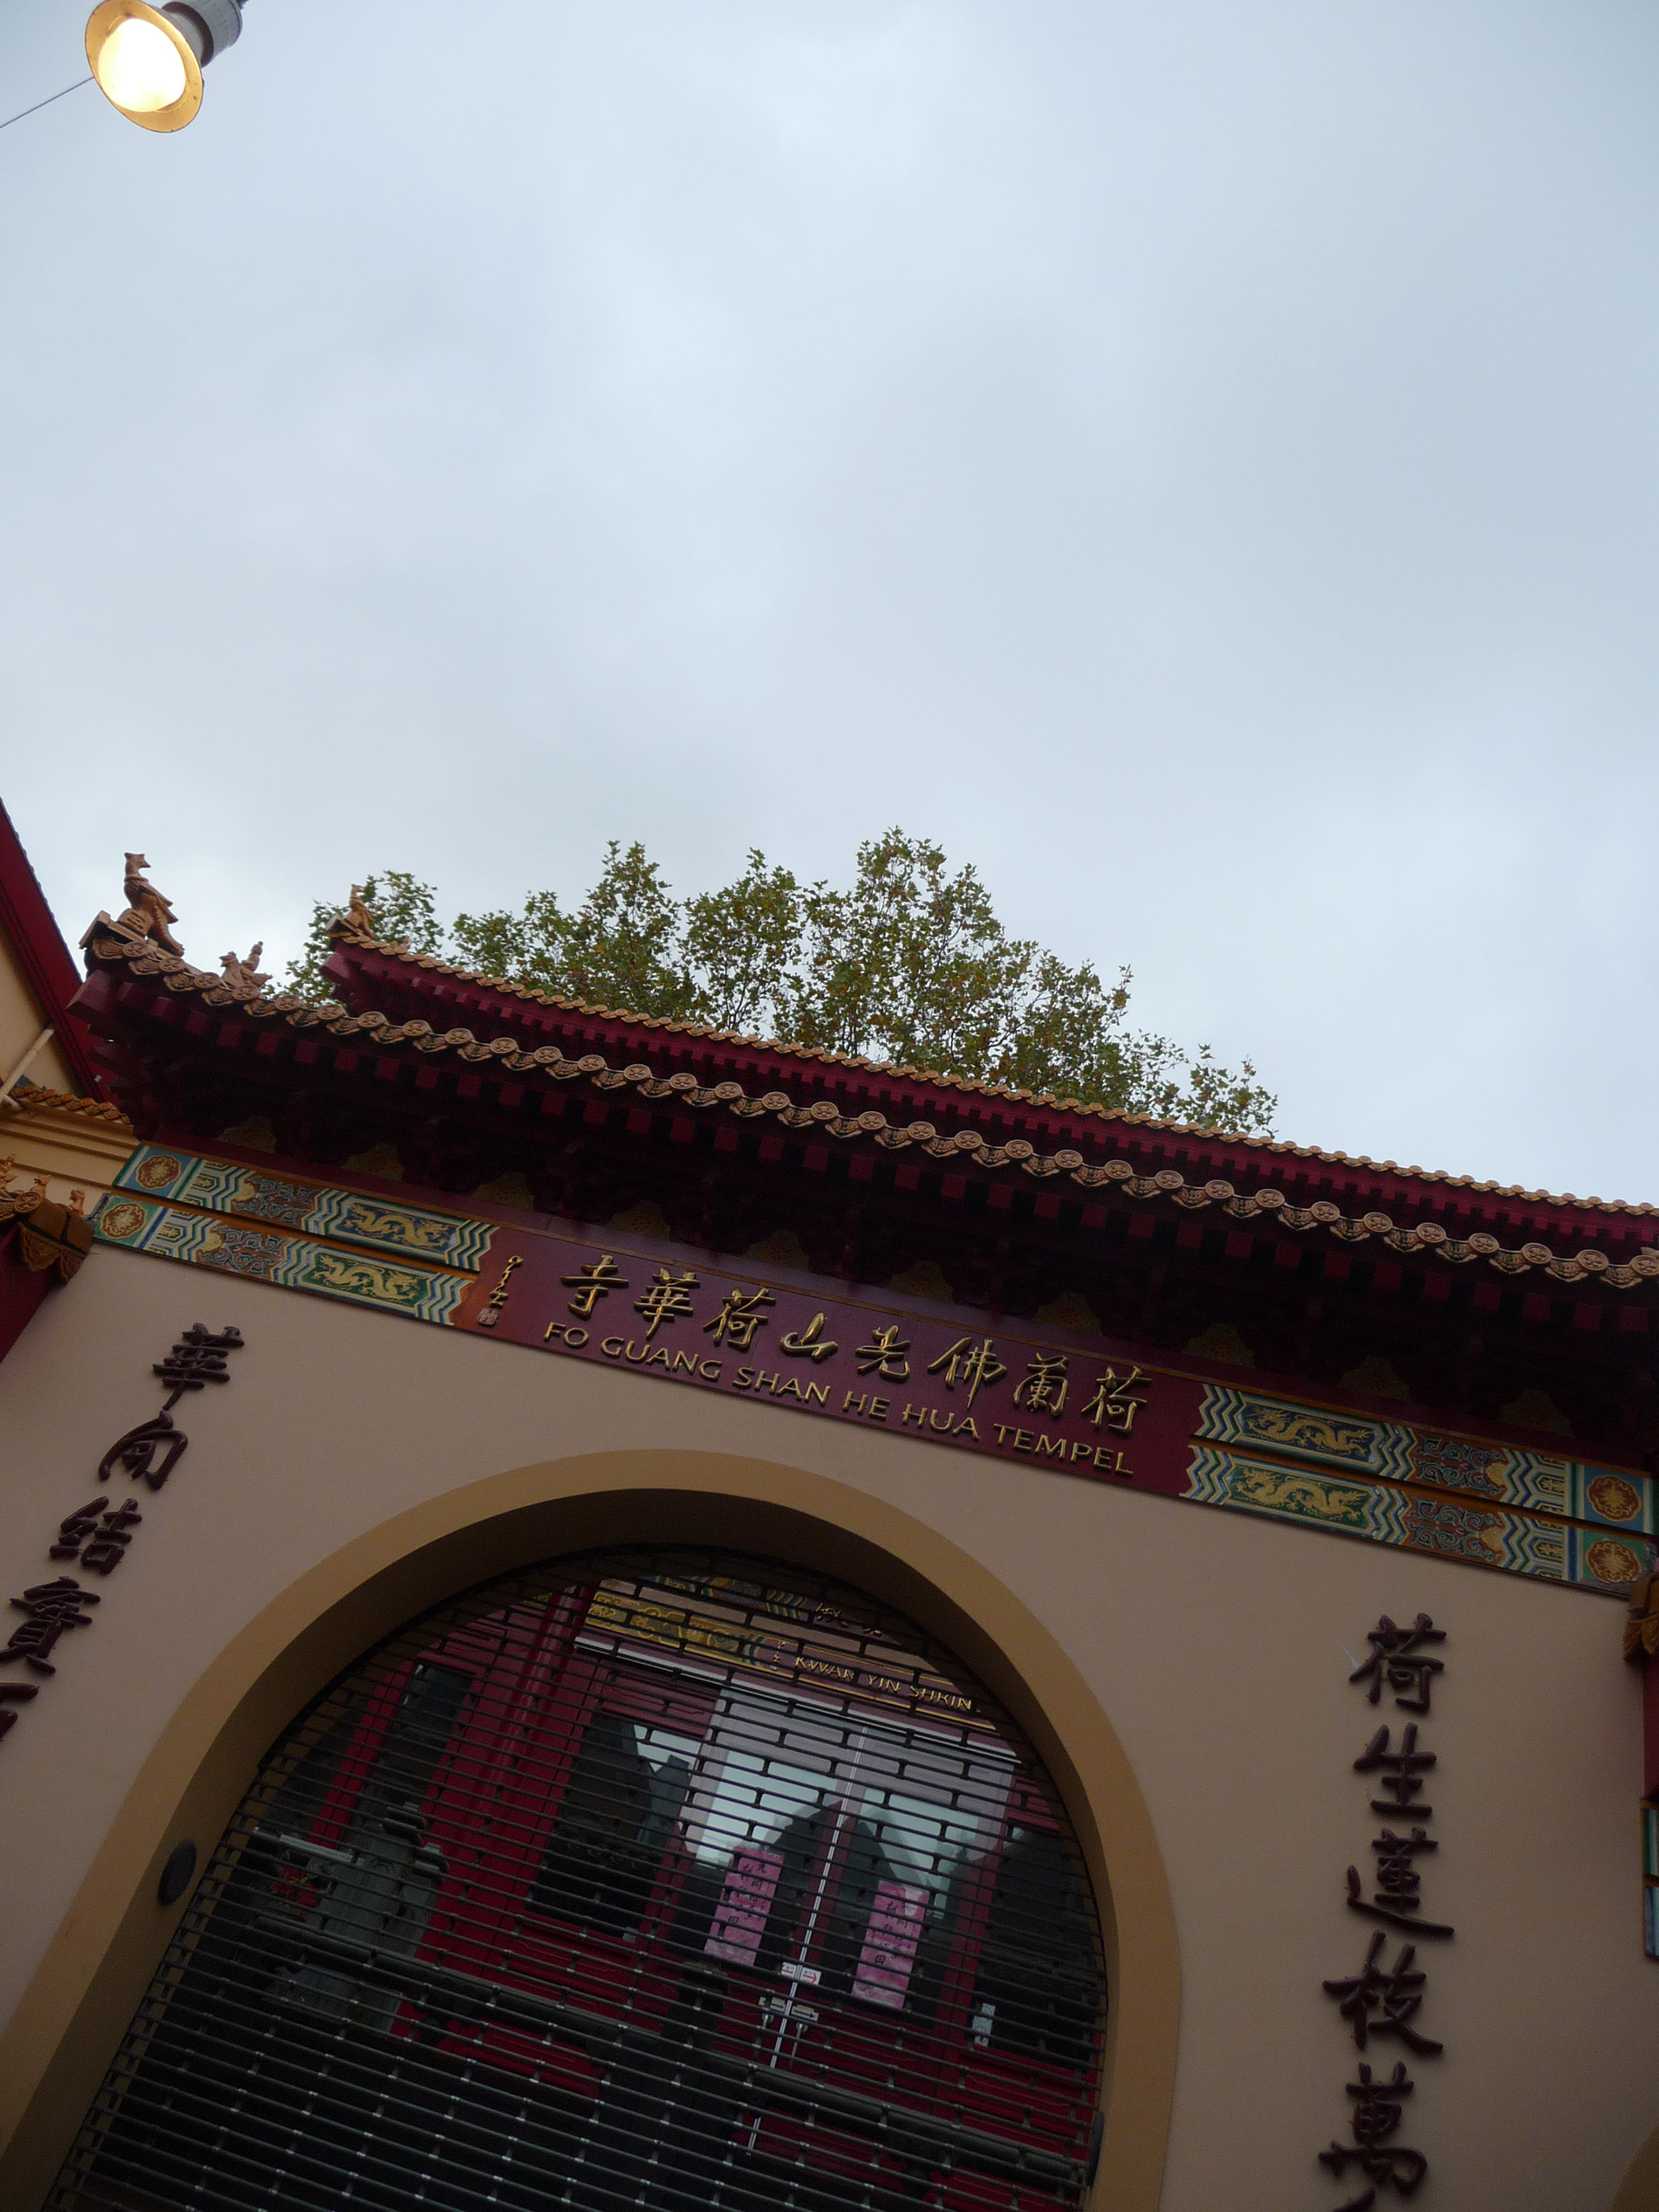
5, 1079, 133, 1130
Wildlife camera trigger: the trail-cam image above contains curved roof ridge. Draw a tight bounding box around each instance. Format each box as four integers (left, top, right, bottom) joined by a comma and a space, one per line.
8, 1076, 133, 1129
72, 923, 1659, 1282
326, 927, 1655, 1217
329, 928, 1261, 1141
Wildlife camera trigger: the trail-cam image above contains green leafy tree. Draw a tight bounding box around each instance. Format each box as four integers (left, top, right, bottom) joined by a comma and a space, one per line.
452, 843, 702, 1018
450, 890, 568, 997
559, 842, 702, 1019
785, 832, 1031, 1072
996, 948, 1137, 1101
284, 831, 1275, 1134
682, 851, 804, 1034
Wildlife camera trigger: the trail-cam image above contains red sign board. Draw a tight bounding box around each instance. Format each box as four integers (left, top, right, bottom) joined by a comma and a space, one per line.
455, 1226, 1204, 1501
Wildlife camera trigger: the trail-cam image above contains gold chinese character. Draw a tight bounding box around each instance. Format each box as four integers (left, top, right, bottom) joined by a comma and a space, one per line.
1015, 1353, 1068, 1418
780, 1312, 839, 1363
927, 1336, 1007, 1409
703, 1285, 776, 1350
634, 1267, 700, 1339
854, 1324, 911, 1382
1080, 1364, 1148, 1434
562, 1254, 630, 1318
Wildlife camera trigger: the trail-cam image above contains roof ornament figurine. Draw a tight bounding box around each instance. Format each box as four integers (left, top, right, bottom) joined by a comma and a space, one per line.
341, 884, 377, 938
0, 1155, 92, 1276
17, 1196, 95, 1280
0, 1158, 48, 1221
335, 883, 410, 955
219, 943, 269, 993
113, 855, 184, 956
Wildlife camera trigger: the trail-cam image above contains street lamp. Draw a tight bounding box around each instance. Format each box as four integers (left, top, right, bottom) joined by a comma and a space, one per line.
85, 0, 243, 134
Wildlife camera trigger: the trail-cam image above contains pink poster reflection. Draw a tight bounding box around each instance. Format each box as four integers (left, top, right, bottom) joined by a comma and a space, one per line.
853, 1880, 929, 2009
704, 1846, 785, 1967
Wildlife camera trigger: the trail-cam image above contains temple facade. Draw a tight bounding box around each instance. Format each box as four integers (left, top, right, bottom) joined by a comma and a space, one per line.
3, 828, 1659, 2212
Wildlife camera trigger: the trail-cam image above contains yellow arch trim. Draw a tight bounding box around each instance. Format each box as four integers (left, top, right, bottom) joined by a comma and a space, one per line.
0, 1450, 1180, 2210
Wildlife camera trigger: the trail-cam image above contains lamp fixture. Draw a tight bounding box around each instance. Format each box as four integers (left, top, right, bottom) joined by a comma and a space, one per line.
85, 0, 242, 134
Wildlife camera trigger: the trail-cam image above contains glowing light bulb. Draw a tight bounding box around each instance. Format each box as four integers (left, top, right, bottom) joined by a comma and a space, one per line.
85, 1, 226, 133
93, 17, 188, 112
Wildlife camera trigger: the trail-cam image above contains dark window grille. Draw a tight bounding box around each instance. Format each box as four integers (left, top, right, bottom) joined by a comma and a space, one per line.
50, 1547, 1108, 2212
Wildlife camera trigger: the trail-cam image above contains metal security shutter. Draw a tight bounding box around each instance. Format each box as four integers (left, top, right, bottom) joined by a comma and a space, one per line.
51, 1549, 1107, 2212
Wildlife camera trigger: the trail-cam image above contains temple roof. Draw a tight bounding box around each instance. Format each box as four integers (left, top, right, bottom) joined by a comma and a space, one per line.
73, 917, 1657, 1281
67, 911, 1659, 1465
327, 928, 1655, 1221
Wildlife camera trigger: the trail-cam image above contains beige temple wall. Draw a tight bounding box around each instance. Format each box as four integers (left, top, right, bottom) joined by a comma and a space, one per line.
0, 931, 80, 1099
0, 1244, 1655, 2212
0, 918, 135, 1212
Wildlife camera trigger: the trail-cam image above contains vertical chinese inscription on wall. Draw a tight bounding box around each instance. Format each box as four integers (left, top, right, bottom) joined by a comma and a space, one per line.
1320, 1614, 1451, 2208
0, 1324, 244, 1743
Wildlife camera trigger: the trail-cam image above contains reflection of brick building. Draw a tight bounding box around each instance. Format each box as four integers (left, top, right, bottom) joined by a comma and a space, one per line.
3, 827, 1659, 2211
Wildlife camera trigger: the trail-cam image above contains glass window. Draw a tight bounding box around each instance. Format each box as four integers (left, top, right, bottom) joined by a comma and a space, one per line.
671, 1742, 833, 1965
826, 1790, 981, 2012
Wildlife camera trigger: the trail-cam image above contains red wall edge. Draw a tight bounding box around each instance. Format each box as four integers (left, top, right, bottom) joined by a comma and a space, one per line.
0, 796, 105, 1096
0, 1222, 52, 1366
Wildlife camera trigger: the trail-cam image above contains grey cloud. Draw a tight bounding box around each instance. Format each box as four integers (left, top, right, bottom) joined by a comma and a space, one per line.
3, 0, 1656, 1197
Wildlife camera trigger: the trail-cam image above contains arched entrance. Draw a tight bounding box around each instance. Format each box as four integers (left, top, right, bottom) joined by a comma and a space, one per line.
49, 1546, 1108, 2210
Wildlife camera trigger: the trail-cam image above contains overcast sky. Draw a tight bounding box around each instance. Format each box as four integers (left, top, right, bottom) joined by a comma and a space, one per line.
3, 1, 1656, 1201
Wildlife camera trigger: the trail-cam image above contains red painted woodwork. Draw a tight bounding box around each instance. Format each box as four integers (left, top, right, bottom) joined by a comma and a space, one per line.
0, 1223, 51, 1364
0, 799, 105, 1096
